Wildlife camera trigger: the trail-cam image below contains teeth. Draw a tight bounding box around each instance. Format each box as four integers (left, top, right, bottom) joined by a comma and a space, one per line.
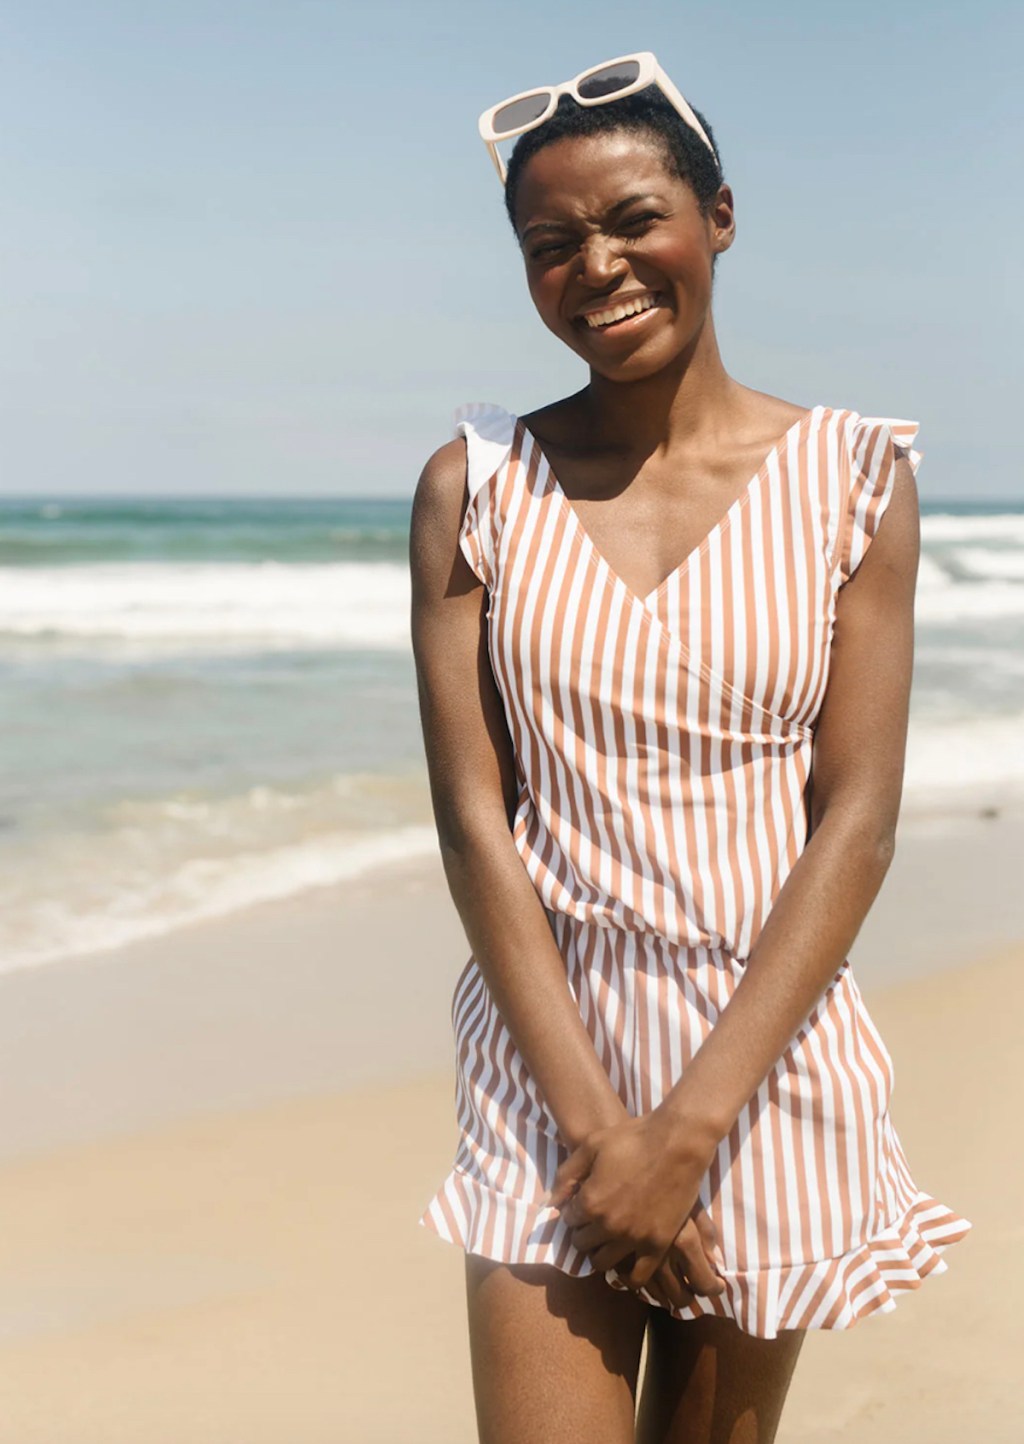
583, 294, 658, 329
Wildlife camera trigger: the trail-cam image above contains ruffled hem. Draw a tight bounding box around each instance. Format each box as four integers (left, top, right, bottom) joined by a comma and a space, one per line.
417, 1166, 972, 1340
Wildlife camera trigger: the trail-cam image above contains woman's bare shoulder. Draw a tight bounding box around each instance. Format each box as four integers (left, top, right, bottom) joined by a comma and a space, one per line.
410, 437, 469, 562
738, 386, 817, 436
414, 436, 467, 506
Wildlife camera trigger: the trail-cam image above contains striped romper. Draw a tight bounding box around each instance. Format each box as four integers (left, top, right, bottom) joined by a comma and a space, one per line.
417, 400, 972, 1338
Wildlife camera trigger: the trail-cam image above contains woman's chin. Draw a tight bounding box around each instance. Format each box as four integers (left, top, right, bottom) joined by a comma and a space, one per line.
587, 342, 682, 382
558, 320, 685, 379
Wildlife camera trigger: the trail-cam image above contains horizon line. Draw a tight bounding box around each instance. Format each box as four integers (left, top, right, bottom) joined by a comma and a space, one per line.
2, 492, 1023, 507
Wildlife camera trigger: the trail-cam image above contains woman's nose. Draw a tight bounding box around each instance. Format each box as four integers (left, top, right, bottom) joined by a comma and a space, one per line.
576, 235, 629, 287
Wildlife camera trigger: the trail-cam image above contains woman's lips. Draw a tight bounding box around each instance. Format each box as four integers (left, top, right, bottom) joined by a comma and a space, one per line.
575, 294, 669, 337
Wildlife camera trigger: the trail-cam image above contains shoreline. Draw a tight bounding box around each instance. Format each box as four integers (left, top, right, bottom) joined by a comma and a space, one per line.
2, 795, 1023, 1166
4, 779, 1023, 983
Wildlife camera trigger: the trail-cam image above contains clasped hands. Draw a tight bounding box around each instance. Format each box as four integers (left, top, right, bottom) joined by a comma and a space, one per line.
543, 1108, 727, 1313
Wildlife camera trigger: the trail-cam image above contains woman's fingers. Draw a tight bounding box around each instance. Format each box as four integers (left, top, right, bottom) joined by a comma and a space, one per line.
611, 1253, 699, 1314
587, 1238, 637, 1273
568, 1204, 727, 1300
589, 1213, 725, 1314
545, 1140, 597, 1208
638, 1256, 700, 1312
567, 1220, 608, 1253
691, 1205, 726, 1271
638, 1271, 675, 1311
650, 1255, 698, 1312
619, 1241, 679, 1293
570, 1220, 656, 1278
672, 1224, 725, 1296
604, 1252, 704, 1316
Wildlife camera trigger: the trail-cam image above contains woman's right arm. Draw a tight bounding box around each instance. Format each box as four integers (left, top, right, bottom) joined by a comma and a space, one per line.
409, 437, 628, 1152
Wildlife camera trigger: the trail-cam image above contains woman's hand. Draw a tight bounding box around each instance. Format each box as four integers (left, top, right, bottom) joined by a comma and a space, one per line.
544, 1109, 722, 1295
636, 1205, 727, 1311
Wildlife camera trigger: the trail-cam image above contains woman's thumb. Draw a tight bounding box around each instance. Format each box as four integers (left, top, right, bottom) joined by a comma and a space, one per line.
542, 1144, 592, 1207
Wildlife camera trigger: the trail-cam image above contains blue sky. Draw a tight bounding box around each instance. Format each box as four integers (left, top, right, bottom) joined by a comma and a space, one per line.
1, 0, 1020, 499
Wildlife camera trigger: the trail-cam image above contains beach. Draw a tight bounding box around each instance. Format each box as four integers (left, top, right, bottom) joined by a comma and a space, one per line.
2, 494, 1022, 1438
0, 796, 1019, 1443
3, 2, 1019, 1434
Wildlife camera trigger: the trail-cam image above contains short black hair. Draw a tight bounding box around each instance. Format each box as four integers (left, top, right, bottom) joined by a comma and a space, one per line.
504, 86, 725, 257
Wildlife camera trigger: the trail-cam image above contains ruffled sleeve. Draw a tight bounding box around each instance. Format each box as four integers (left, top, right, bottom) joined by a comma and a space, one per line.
451, 402, 515, 590
837, 414, 923, 586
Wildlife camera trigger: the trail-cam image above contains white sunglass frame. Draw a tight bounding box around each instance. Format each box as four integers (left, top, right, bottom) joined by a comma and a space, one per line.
478, 51, 717, 185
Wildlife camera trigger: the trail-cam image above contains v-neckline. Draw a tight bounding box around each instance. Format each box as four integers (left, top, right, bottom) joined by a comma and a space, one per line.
516, 405, 824, 614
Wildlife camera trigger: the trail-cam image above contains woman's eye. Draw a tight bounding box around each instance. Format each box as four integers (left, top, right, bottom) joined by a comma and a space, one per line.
531, 240, 571, 260
619, 212, 661, 234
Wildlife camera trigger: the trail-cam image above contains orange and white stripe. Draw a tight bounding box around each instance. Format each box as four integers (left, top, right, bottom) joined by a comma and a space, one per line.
418, 401, 971, 1338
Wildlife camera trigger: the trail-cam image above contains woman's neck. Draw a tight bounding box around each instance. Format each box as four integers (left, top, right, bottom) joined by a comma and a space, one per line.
579, 320, 744, 456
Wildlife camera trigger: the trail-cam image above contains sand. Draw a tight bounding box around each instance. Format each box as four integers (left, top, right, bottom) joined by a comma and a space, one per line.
0, 799, 1020, 1442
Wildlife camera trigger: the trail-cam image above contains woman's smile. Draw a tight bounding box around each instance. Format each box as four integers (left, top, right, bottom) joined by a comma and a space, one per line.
573, 288, 672, 338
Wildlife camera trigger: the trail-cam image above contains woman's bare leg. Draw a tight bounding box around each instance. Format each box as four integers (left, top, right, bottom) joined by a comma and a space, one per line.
635, 1309, 806, 1444
465, 1254, 651, 1444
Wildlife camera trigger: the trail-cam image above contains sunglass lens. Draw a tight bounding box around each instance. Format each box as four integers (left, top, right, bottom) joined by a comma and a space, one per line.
493, 92, 552, 135
577, 60, 640, 99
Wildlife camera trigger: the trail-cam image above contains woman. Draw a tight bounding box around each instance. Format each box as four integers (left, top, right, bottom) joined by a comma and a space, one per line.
410, 54, 972, 1443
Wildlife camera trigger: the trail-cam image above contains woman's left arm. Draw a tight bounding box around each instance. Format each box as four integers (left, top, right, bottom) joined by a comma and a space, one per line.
653, 446, 921, 1153
549, 449, 921, 1290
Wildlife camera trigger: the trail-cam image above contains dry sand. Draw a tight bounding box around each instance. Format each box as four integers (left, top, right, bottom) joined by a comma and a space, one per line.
0, 801, 1020, 1442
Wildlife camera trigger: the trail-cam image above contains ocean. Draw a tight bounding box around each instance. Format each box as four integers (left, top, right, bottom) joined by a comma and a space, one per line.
2, 494, 1022, 974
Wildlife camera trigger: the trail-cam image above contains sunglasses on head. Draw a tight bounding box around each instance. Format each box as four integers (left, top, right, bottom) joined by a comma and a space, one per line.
478, 51, 717, 185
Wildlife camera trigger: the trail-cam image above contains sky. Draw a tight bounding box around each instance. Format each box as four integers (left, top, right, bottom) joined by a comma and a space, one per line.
1, 0, 1020, 500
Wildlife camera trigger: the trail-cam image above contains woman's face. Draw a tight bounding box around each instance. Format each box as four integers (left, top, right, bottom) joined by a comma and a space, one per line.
512, 129, 734, 382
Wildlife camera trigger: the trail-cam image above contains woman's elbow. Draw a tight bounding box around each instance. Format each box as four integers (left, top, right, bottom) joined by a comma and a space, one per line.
434, 791, 513, 858
813, 795, 899, 868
